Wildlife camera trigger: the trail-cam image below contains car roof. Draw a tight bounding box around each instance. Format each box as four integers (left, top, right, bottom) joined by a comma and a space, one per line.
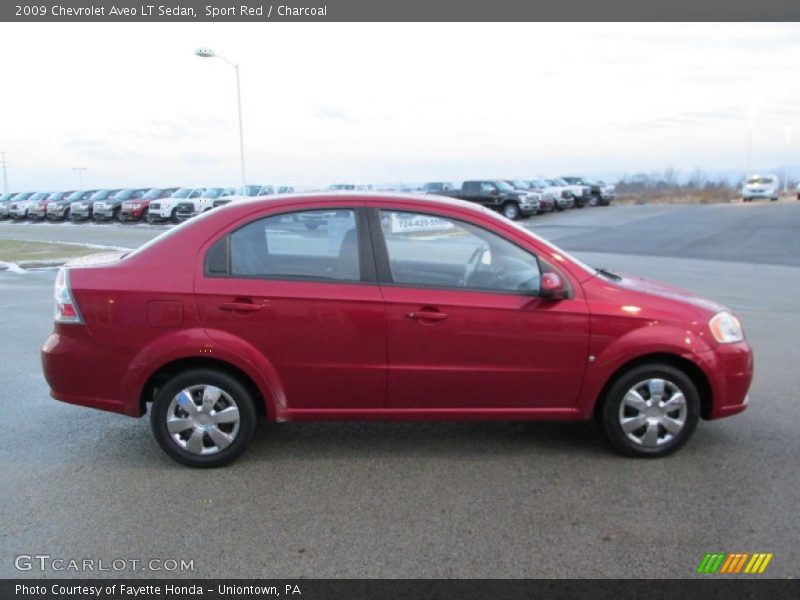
255, 191, 481, 207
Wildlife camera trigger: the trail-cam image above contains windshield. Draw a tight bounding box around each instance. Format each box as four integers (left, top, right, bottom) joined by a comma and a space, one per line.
510, 180, 530, 189
113, 189, 136, 200
144, 188, 165, 199
67, 190, 86, 201
90, 189, 117, 200
494, 180, 515, 192
171, 188, 194, 198
747, 176, 774, 185
0, 193, 14, 201
30, 193, 48, 201
201, 188, 224, 198
529, 179, 547, 188
12, 193, 33, 201
235, 185, 260, 196
475, 204, 597, 276
46, 192, 65, 201
553, 178, 569, 186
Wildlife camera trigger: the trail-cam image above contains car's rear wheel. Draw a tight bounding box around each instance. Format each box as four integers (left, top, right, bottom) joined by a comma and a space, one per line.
600, 364, 699, 458
150, 369, 257, 468
502, 201, 521, 220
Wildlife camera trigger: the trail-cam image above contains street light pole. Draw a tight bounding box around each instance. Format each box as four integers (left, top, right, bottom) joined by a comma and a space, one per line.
72, 167, 87, 188
784, 126, 793, 193
195, 48, 247, 191
1, 152, 8, 193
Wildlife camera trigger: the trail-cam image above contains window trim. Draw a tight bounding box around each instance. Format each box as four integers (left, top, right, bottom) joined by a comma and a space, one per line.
366, 207, 569, 298
202, 206, 378, 285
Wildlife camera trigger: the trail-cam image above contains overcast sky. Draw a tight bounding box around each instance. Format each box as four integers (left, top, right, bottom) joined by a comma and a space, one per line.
1, 22, 799, 191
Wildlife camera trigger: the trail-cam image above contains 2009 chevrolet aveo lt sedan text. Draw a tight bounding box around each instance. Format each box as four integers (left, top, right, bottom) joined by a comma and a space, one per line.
42, 194, 753, 467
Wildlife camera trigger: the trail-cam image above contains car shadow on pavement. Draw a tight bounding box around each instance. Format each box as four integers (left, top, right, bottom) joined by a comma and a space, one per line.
241, 420, 611, 462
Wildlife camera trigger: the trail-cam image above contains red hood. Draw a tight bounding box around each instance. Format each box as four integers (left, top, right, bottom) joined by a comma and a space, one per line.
613, 272, 727, 316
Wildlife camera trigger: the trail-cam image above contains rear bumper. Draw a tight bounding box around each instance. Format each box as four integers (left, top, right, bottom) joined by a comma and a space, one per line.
41, 331, 140, 417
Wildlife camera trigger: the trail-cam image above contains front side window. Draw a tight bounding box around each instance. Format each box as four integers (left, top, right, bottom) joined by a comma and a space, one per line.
379, 211, 541, 293
227, 209, 361, 281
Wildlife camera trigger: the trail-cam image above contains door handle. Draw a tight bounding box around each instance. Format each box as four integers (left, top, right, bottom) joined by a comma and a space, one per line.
406, 311, 448, 321
218, 302, 263, 313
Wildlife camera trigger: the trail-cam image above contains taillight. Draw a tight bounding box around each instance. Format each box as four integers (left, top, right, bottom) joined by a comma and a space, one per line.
54, 268, 83, 324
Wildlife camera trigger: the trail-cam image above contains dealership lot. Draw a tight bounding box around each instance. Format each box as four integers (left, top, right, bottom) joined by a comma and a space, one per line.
0, 201, 798, 578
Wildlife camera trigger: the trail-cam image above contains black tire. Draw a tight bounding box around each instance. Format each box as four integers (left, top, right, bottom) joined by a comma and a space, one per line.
170, 208, 179, 223
600, 363, 700, 458
150, 369, 258, 468
502, 201, 521, 220
589, 194, 600, 207
141, 208, 149, 221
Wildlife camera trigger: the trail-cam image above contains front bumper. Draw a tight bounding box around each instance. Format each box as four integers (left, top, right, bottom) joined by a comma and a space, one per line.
28, 208, 48, 219
556, 197, 575, 209
71, 210, 93, 220
46, 205, 69, 219
93, 209, 118, 221
519, 201, 541, 215
692, 341, 753, 419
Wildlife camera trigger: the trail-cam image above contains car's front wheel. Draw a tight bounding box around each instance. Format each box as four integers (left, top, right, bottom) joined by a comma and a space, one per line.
150, 369, 258, 467
600, 364, 700, 458
502, 201, 521, 220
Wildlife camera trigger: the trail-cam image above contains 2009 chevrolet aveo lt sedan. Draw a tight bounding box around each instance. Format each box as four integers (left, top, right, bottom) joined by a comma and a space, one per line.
42, 194, 753, 467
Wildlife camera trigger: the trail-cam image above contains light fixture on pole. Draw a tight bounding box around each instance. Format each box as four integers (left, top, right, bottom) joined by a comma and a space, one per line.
195, 47, 247, 191
72, 167, 87, 188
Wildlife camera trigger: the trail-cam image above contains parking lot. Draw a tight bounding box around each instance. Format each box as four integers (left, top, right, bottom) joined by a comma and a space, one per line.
0, 201, 798, 578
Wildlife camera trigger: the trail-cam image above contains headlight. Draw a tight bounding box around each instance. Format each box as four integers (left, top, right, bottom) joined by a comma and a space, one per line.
709, 311, 744, 344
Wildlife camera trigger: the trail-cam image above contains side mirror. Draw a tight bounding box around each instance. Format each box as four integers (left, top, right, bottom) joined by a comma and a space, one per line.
540, 272, 569, 300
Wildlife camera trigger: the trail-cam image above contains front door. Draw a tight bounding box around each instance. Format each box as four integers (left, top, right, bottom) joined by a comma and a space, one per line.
373, 208, 590, 411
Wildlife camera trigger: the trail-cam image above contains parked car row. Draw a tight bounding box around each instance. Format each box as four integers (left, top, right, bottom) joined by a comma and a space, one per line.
0, 185, 296, 224
0, 176, 614, 225
419, 177, 615, 220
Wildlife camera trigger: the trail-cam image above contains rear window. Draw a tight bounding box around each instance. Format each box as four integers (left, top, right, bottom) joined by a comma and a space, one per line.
218, 210, 361, 282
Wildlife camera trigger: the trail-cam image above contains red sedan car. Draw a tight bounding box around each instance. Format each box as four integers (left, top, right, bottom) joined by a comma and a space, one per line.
42, 194, 753, 467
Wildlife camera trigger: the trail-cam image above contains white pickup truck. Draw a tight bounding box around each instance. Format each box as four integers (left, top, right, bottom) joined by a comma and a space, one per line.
147, 188, 206, 223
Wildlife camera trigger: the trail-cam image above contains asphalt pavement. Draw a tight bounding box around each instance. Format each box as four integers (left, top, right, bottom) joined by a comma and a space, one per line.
0, 201, 798, 578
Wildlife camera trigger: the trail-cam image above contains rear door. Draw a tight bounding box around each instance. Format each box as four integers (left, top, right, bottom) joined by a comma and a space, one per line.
195, 204, 387, 413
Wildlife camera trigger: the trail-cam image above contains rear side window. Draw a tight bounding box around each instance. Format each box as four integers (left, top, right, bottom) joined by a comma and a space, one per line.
225, 209, 361, 282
